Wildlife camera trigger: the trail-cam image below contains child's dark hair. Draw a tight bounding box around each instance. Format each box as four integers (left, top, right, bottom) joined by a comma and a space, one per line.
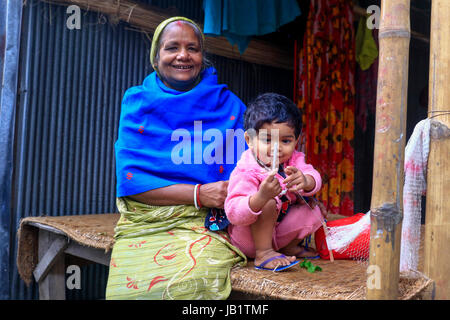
244, 93, 303, 138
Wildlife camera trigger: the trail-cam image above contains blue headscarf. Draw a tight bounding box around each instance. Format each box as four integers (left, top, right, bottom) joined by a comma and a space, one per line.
115, 67, 247, 197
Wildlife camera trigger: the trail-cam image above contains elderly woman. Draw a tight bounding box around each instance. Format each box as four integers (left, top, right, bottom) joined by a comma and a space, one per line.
105, 17, 247, 300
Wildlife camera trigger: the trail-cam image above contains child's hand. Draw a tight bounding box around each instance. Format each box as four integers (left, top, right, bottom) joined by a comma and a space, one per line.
258, 170, 282, 201
283, 166, 315, 193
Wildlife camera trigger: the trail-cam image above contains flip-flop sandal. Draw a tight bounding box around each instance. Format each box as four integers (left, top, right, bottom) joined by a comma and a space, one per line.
254, 254, 299, 272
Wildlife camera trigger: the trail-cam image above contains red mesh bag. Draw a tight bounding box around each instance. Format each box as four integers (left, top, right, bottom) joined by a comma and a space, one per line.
314, 213, 370, 260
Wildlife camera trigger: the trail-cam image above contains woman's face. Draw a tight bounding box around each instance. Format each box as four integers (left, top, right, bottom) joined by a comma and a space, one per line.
156, 22, 203, 91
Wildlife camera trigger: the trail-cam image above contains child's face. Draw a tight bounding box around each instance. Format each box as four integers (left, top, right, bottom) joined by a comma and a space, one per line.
245, 122, 299, 167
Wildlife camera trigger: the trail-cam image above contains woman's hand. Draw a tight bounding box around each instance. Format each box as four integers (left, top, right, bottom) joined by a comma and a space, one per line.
283, 166, 315, 193
129, 182, 228, 208
198, 180, 229, 209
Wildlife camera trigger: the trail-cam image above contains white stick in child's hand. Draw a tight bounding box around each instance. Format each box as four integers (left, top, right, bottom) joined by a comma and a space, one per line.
271, 142, 279, 172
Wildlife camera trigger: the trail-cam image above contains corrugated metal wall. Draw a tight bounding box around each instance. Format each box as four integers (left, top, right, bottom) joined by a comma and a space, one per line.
10, 0, 292, 299
1, 0, 23, 300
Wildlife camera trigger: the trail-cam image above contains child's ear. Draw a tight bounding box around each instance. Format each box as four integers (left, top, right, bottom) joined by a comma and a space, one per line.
244, 131, 254, 148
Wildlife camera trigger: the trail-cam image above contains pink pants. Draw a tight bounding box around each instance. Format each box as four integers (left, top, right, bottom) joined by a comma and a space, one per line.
227, 204, 323, 258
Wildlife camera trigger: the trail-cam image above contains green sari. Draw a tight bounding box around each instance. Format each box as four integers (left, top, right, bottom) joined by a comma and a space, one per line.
105, 197, 246, 300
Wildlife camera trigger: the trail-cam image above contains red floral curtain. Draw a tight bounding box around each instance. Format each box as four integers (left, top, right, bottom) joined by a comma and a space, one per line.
295, 0, 355, 216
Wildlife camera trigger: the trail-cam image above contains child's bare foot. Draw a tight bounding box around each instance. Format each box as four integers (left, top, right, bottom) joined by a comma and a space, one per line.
254, 249, 296, 270
281, 241, 319, 258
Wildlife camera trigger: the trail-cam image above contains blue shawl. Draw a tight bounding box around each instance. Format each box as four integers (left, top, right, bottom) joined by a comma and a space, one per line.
115, 67, 247, 197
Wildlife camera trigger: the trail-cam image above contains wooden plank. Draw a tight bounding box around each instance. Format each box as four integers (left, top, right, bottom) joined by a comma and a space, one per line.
44, 0, 293, 70
367, 0, 411, 300
37, 230, 67, 300
65, 242, 111, 266
33, 236, 68, 283
27, 221, 67, 236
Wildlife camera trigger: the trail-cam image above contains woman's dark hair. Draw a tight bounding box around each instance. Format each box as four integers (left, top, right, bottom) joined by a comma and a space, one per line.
244, 93, 303, 138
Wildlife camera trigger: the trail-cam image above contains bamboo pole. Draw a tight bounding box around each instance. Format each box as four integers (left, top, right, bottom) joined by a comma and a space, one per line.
367, 0, 410, 300
424, 0, 450, 300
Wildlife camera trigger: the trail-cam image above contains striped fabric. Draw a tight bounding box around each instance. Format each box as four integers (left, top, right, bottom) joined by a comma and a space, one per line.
106, 197, 246, 300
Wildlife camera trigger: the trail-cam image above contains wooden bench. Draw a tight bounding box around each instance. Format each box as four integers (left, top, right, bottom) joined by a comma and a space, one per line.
16, 213, 434, 300
17, 214, 117, 300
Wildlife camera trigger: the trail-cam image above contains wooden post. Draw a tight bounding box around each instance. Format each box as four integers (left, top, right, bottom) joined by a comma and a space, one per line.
367, 0, 410, 300
37, 230, 66, 300
424, 0, 450, 300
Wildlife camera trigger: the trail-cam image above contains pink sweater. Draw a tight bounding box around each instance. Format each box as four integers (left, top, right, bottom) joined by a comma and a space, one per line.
225, 149, 322, 227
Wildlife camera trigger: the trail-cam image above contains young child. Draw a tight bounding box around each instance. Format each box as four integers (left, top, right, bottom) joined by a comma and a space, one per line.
224, 93, 324, 271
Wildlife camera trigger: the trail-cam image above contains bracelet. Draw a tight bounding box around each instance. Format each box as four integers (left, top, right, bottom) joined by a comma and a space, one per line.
196, 184, 202, 209
194, 184, 199, 209
194, 184, 202, 210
